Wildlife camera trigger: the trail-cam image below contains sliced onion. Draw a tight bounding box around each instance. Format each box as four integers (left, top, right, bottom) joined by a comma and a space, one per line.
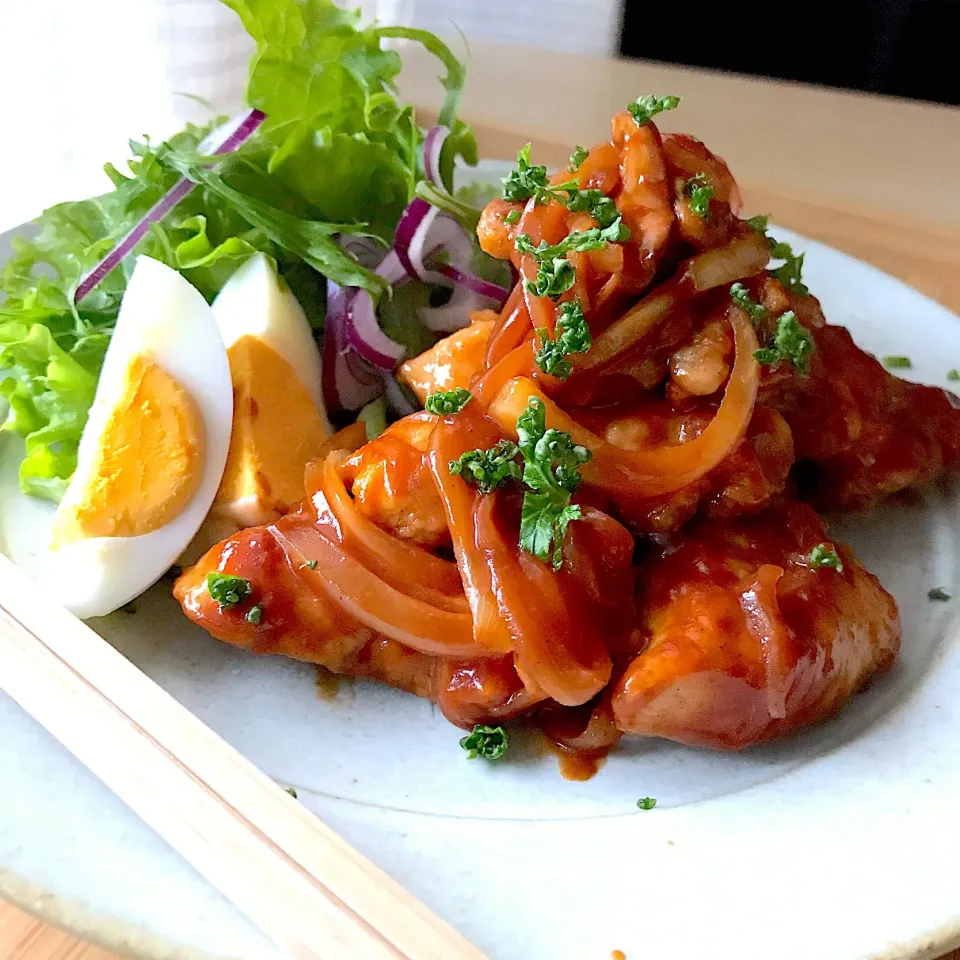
422, 125, 450, 187
435, 262, 509, 304
381, 371, 417, 416
393, 197, 437, 280
375, 249, 409, 286
75, 108, 266, 304
322, 280, 383, 414
346, 292, 405, 368
419, 284, 489, 333
337, 234, 385, 269
343, 251, 412, 369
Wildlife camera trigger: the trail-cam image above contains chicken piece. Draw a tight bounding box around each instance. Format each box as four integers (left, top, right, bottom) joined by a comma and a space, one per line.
581, 402, 795, 533
174, 520, 540, 727
612, 501, 900, 749
771, 321, 960, 510
338, 414, 449, 548
397, 317, 494, 404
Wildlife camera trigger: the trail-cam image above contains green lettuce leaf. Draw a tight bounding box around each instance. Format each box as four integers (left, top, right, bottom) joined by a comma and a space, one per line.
0, 323, 103, 501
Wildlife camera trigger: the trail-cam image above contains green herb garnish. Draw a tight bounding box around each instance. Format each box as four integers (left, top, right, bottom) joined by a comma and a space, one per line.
501, 143, 550, 203
636, 797, 658, 810
534, 300, 592, 379
948, 369, 960, 381
460, 724, 509, 761
627, 95, 681, 126
516, 396, 591, 569
928, 587, 951, 602
567, 145, 589, 172
745, 214, 770, 234
684, 173, 714, 219
730, 282, 765, 324
883, 356, 912, 369
245, 604, 263, 625
285, 786, 298, 798
501, 145, 618, 228
809, 543, 844, 572
504, 209, 522, 225
425, 387, 472, 415
768, 239, 809, 296
449, 440, 522, 493
753, 311, 814, 377
563, 188, 621, 228
206, 573, 252, 611
524, 258, 576, 299
304, 559, 319, 571
517, 219, 631, 300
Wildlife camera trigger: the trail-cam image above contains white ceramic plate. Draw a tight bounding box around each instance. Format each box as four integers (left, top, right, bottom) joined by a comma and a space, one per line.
3, 161, 960, 960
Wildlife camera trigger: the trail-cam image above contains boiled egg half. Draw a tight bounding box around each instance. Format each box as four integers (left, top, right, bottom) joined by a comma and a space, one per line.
0, 256, 233, 618
188, 253, 331, 554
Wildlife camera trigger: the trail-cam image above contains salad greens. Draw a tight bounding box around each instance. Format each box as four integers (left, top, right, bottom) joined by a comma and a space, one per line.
0, 0, 475, 501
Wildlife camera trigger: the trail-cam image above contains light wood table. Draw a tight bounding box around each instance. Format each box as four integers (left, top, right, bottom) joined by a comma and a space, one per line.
3, 41, 960, 960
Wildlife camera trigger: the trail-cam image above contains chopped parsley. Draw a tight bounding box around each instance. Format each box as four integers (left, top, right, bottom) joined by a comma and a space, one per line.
504, 208, 522, 225
460, 724, 509, 761
206, 573, 252, 611
501, 145, 620, 228
564, 188, 621, 228
745, 214, 770, 234
501, 143, 550, 203
768, 238, 809, 296
948, 369, 960, 381
304, 559, 318, 570
245, 604, 263, 625
684, 173, 714, 219
425, 387, 472, 415
534, 300, 592, 379
809, 543, 843, 572
517, 219, 631, 300
627, 94, 680, 126
928, 587, 951, 602
567, 145, 589, 172
449, 440, 522, 493
730, 282, 766, 324
523, 256, 576, 299
882, 356, 912, 369
753, 311, 814, 377
516, 396, 591, 569
636, 797, 658, 810
285, 786, 298, 799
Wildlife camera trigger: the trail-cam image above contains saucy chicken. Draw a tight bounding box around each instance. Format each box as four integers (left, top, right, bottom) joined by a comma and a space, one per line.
176, 101, 958, 760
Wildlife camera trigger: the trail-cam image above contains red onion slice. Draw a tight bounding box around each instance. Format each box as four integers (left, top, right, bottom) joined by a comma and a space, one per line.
394, 203, 475, 287
422, 125, 450, 187
322, 280, 383, 414
74, 108, 266, 304
435, 262, 509, 304
337, 234, 385, 269
346, 289, 406, 369
342, 251, 411, 370
381, 371, 417, 416
419, 285, 490, 333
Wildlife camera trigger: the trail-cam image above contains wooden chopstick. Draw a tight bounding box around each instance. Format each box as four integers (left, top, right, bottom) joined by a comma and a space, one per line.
0, 556, 488, 960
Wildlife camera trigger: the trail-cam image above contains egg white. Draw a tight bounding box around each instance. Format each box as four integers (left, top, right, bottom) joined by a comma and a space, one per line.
0, 256, 233, 619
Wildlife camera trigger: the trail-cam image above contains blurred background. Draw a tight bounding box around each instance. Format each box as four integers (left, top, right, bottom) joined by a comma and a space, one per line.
1, 0, 957, 227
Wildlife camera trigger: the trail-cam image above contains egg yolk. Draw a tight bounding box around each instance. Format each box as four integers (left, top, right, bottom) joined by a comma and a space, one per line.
215, 335, 328, 517
53, 354, 204, 545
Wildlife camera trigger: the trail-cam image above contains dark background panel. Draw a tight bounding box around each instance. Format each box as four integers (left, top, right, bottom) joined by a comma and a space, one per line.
618, 0, 960, 106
